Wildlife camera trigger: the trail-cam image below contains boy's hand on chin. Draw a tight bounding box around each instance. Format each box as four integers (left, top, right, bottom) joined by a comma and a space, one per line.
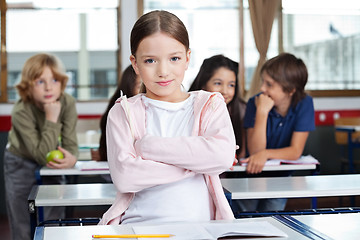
44, 101, 61, 123
255, 93, 274, 114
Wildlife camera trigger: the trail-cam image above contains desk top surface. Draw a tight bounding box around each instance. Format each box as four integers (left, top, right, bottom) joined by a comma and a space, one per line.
293, 212, 360, 239
336, 125, 360, 131
39, 161, 317, 176
39, 161, 110, 176
34, 183, 115, 206
221, 174, 360, 199
230, 163, 317, 172
34, 217, 308, 240
34, 173, 357, 207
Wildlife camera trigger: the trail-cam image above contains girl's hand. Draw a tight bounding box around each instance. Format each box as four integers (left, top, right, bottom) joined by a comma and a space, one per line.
255, 93, 274, 115
44, 101, 61, 123
242, 150, 268, 174
46, 146, 77, 169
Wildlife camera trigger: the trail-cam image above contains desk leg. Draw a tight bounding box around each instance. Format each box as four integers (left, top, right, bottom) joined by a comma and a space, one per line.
38, 207, 44, 223
28, 185, 39, 239
223, 188, 232, 207
348, 143, 355, 173
311, 197, 317, 209
347, 130, 355, 173
28, 201, 38, 239
35, 167, 42, 185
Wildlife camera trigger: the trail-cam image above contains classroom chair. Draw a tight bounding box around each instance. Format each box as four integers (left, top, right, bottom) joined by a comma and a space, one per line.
334, 117, 360, 173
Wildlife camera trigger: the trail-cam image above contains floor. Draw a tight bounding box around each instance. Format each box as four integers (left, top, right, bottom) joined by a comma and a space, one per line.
0, 196, 359, 240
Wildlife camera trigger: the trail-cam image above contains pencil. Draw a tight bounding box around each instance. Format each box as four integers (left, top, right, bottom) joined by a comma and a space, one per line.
92, 234, 174, 238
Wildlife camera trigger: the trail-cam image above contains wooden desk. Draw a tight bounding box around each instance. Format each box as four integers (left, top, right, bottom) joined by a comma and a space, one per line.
221, 174, 360, 209
33, 217, 308, 240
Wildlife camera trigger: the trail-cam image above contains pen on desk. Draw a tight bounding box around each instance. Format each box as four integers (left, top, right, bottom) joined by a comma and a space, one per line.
92, 234, 174, 238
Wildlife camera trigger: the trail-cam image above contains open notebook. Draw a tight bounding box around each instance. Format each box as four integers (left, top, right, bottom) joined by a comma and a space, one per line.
132, 221, 288, 239
240, 155, 319, 166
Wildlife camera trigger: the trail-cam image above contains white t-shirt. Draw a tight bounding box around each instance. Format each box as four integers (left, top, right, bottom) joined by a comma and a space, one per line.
121, 94, 212, 224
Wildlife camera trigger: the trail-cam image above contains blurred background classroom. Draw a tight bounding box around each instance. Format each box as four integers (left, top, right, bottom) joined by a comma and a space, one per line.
0, 0, 360, 239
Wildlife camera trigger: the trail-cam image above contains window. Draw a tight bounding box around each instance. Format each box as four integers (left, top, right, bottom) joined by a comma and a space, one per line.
5, 0, 118, 102
144, 0, 241, 90
3, 0, 359, 103
143, 0, 279, 92
145, 0, 360, 94
282, 0, 360, 90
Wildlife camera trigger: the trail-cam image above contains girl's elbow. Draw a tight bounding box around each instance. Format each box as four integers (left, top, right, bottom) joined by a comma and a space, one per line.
111, 173, 133, 193
217, 148, 235, 168
116, 185, 128, 193
115, 181, 138, 193
226, 153, 235, 168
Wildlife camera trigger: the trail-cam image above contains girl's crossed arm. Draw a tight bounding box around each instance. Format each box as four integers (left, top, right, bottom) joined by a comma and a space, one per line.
134, 94, 236, 175
107, 104, 195, 194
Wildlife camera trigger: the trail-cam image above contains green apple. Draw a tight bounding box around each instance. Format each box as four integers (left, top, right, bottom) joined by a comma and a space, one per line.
46, 150, 64, 163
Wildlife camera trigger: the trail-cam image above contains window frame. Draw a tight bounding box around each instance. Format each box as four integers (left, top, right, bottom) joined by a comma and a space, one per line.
279, 1, 360, 97
139, 0, 359, 98
0, 0, 7, 102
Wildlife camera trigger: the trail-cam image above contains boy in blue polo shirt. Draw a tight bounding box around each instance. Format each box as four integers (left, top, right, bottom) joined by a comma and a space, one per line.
238, 53, 315, 212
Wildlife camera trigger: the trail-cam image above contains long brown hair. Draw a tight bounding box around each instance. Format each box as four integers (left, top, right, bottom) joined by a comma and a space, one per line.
189, 55, 246, 156
98, 65, 138, 161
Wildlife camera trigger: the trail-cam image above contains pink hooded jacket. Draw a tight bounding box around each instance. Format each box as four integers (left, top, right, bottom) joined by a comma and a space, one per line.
99, 90, 236, 225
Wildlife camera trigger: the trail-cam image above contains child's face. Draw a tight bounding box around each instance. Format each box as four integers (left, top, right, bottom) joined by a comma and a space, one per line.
130, 32, 190, 102
31, 66, 62, 109
204, 67, 236, 105
260, 71, 293, 108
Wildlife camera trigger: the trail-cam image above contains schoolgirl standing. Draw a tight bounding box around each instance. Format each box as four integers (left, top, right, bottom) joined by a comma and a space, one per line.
99, 10, 236, 225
